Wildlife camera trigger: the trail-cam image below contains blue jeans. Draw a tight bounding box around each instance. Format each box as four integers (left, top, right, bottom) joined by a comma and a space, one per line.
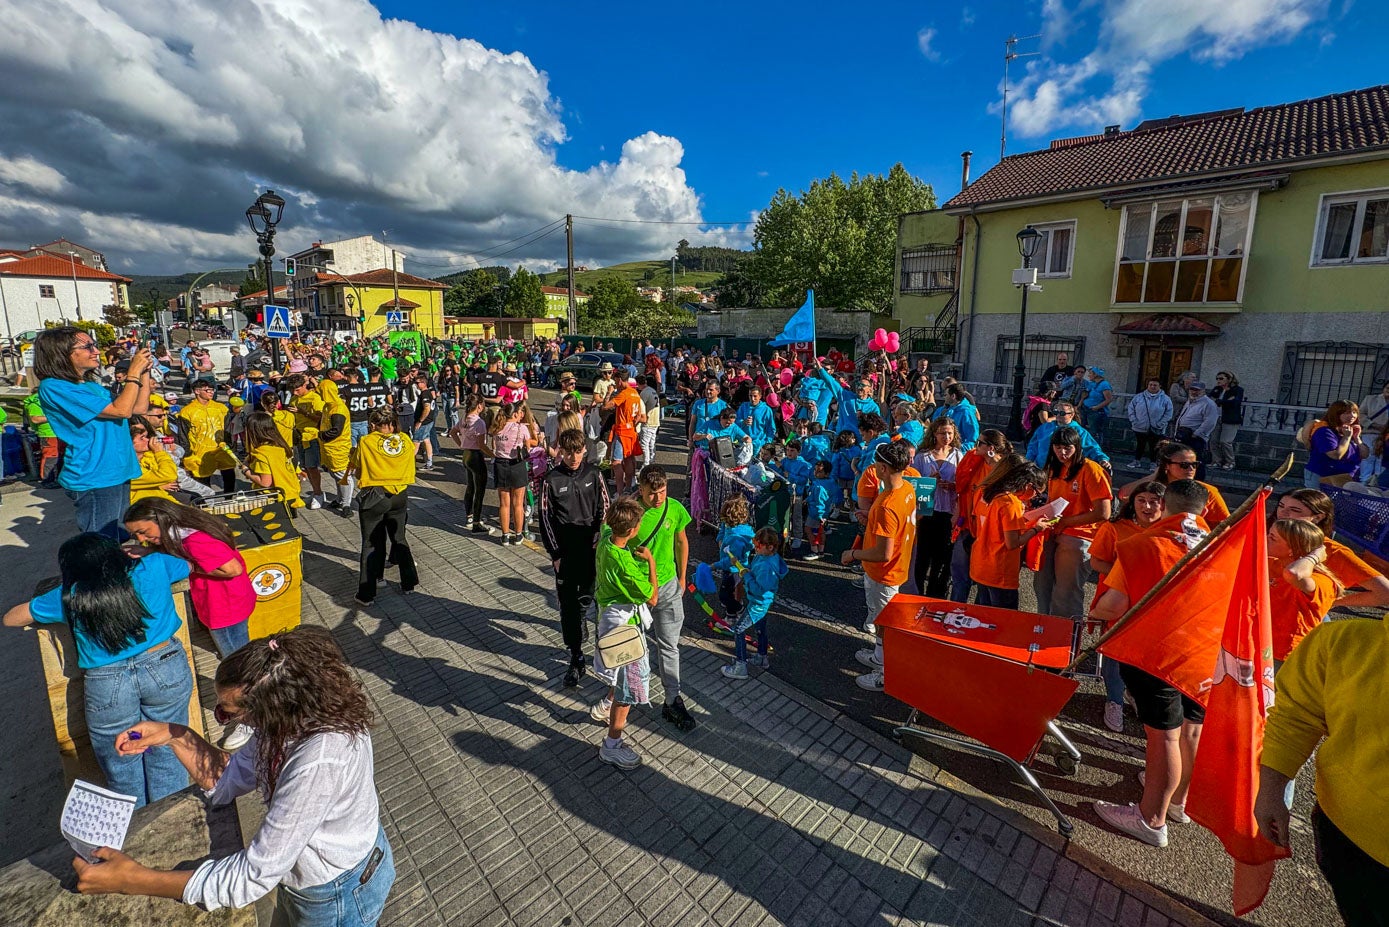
84, 638, 192, 806
67, 482, 131, 540
275, 825, 395, 927
1101, 656, 1126, 705
350, 422, 369, 447
208, 621, 251, 659
949, 534, 974, 603
1082, 407, 1109, 444
975, 584, 1019, 609
733, 620, 768, 663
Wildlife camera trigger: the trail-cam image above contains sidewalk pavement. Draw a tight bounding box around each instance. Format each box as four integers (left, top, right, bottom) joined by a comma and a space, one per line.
287, 479, 1211, 927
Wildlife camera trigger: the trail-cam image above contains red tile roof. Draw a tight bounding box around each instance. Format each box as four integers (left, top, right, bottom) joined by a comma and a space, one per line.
378, 297, 421, 309
334, 268, 446, 289
541, 285, 590, 298
1112, 313, 1223, 336
0, 254, 131, 282
946, 84, 1389, 210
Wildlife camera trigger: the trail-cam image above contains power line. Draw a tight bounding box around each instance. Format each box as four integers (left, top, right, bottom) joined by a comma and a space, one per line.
571, 215, 753, 226
407, 217, 567, 269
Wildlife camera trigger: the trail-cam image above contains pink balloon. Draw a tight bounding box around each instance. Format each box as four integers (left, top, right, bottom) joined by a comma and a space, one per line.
874, 328, 888, 342
886, 332, 900, 352
868, 335, 884, 351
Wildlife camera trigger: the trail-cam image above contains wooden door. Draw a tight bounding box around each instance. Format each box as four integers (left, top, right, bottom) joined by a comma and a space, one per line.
1137, 346, 1193, 390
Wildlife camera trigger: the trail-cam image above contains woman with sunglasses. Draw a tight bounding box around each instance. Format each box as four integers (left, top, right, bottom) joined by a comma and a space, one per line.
1117, 442, 1229, 526
71, 627, 395, 927
33, 326, 153, 538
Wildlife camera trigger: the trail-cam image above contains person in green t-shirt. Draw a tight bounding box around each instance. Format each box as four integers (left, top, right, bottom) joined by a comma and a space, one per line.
379, 355, 397, 381
590, 496, 657, 770
23, 389, 58, 484
634, 464, 696, 731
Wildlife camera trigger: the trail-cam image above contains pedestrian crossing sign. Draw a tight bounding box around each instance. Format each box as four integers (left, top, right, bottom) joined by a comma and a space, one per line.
265, 305, 292, 338
385, 310, 404, 327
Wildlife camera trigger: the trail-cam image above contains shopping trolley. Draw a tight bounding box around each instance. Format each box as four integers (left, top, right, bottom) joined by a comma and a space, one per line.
876, 594, 1085, 835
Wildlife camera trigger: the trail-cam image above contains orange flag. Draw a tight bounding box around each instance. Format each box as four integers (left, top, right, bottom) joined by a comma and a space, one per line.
1099, 490, 1289, 915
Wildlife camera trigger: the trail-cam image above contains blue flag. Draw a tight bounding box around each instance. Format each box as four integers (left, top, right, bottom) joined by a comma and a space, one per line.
767, 290, 815, 347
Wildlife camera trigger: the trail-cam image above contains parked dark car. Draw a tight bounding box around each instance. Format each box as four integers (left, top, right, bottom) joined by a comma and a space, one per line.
544, 351, 628, 390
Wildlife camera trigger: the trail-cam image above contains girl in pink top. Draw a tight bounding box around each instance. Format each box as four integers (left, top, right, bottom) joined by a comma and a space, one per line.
123, 498, 256, 658
451, 397, 489, 530
486, 403, 538, 544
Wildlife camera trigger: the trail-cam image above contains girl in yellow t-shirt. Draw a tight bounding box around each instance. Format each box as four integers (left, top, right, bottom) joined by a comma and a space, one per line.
129, 416, 179, 503
242, 412, 304, 510
349, 407, 418, 606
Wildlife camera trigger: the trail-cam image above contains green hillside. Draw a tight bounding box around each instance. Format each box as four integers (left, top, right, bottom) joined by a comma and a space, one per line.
538, 261, 723, 292
129, 271, 248, 303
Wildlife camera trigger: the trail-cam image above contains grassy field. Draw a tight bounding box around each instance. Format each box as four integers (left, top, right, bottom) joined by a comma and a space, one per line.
538, 260, 723, 292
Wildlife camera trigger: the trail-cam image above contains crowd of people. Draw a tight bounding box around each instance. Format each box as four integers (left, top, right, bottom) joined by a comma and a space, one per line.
4, 324, 1388, 926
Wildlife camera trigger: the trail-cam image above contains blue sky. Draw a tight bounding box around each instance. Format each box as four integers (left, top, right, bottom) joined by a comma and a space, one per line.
0, 0, 1381, 272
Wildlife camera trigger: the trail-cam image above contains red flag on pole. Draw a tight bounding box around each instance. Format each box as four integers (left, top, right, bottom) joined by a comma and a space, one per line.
1099, 490, 1289, 915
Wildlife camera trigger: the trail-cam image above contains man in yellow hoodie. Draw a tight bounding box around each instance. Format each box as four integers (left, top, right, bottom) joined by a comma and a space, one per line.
1256, 615, 1389, 924
316, 377, 354, 515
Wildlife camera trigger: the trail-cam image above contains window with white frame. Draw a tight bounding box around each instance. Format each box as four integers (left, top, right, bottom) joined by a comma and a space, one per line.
1032, 221, 1076, 277
1114, 192, 1255, 304
38, 284, 55, 298
899, 245, 957, 294
1313, 190, 1389, 265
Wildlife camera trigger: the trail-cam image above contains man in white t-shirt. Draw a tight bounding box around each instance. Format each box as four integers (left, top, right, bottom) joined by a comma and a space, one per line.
638, 374, 662, 464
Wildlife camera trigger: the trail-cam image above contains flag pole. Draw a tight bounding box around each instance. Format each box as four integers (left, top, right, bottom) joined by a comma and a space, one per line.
1063, 453, 1295, 674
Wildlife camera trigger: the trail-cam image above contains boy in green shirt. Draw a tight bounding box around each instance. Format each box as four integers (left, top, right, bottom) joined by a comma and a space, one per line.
23, 388, 58, 484
590, 496, 657, 769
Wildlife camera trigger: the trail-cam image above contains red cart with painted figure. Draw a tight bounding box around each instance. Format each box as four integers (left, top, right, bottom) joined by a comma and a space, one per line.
875, 594, 1085, 835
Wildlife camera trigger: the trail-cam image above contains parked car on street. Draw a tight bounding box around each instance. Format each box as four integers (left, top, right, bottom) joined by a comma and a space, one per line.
544, 350, 627, 390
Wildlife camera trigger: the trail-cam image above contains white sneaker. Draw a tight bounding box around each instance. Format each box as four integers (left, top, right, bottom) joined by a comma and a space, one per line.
855, 671, 885, 691
220, 722, 253, 752
851, 573, 866, 588
1136, 771, 1190, 823
589, 698, 612, 724
721, 661, 749, 679
1093, 800, 1168, 847
1103, 701, 1124, 732
1127, 459, 1146, 471
599, 739, 641, 769
855, 648, 883, 669
307, 496, 322, 510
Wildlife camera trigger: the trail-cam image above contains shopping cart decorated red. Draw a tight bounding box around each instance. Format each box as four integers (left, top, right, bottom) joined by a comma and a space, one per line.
875, 594, 1084, 834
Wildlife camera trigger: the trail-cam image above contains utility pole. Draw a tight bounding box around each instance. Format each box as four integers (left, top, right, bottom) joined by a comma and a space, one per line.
68, 251, 83, 321
565, 214, 577, 335
383, 230, 402, 329
1001, 34, 1041, 161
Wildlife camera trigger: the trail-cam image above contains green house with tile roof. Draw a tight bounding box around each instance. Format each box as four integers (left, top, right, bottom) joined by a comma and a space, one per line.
894, 84, 1389, 407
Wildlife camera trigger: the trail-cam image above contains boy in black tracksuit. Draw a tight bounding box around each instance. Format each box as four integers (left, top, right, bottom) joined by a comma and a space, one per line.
540, 427, 610, 686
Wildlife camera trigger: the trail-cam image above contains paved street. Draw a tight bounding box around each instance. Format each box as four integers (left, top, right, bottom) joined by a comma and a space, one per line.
0, 395, 1338, 927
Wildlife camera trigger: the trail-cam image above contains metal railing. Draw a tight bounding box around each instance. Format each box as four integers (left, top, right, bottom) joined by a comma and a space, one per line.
960, 381, 1322, 435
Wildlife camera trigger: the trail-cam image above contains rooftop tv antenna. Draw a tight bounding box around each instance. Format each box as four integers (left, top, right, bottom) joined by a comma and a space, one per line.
1001, 34, 1042, 161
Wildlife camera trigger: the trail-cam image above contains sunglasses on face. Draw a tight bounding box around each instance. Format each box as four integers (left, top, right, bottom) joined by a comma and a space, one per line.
1169, 461, 1199, 470
72, 341, 100, 352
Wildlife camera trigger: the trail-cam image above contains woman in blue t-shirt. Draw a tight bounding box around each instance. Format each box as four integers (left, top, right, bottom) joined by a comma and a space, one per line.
33, 327, 154, 538
4, 533, 193, 806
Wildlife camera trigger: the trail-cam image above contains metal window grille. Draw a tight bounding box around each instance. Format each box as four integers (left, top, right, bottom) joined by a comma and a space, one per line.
994, 335, 1086, 390
900, 245, 957, 295
1278, 341, 1389, 408
39, 284, 55, 299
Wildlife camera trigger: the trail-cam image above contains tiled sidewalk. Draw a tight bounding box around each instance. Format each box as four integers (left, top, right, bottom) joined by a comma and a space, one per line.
289, 485, 1202, 927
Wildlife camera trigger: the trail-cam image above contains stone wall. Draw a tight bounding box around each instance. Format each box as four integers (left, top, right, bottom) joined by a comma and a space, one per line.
697, 307, 888, 354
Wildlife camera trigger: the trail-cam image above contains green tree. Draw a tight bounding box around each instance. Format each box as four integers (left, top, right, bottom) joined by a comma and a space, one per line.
46, 319, 117, 346
579, 277, 693, 339
743, 163, 934, 312
445, 269, 501, 316
102, 302, 135, 329
503, 266, 545, 318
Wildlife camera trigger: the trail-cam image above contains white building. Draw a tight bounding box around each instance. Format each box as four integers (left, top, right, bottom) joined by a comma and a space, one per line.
286, 235, 406, 328
0, 251, 131, 340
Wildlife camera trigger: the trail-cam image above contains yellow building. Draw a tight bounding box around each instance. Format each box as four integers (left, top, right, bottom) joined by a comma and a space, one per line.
540, 286, 589, 321
442, 317, 561, 341
310, 269, 447, 338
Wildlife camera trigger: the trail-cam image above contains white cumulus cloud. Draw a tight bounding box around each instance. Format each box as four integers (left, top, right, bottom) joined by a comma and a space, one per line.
0, 0, 741, 273
1000, 0, 1333, 139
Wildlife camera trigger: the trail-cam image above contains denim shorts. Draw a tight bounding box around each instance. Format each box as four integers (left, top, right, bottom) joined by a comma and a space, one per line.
299, 442, 322, 469
274, 825, 395, 927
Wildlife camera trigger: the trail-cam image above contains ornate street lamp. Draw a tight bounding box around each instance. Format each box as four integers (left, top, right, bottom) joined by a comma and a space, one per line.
1006, 225, 1044, 439
245, 190, 286, 367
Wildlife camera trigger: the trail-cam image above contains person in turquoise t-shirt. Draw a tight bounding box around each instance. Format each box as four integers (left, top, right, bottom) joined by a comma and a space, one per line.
719, 527, 787, 679
589, 497, 657, 770
34, 327, 151, 538
4, 534, 192, 806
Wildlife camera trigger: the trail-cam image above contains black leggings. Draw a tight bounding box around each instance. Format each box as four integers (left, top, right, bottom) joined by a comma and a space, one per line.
1315, 805, 1389, 927
461, 449, 487, 522
914, 510, 954, 598
1133, 430, 1163, 463
357, 488, 418, 602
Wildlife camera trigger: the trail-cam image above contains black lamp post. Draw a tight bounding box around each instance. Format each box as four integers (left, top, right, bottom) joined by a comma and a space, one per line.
1006, 225, 1043, 439
245, 190, 286, 369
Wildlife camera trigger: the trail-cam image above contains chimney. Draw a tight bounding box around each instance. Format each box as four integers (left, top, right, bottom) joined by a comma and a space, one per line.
960, 150, 973, 192
1104, 125, 1121, 136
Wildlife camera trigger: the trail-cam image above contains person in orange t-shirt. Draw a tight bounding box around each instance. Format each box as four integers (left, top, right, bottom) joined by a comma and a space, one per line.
1273, 488, 1389, 607
1034, 426, 1113, 619
605, 381, 646, 491
1117, 442, 1229, 527
948, 429, 1009, 604
968, 455, 1051, 609
1088, 480, 1165, 732
842, 440, 918, 691
1267, 519, 1340, 665
1091, 479, 1211, 848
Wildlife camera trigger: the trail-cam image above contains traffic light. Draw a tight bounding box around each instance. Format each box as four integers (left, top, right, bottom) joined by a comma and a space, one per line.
284, 257, 296, 277
358, 314, 366, 323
